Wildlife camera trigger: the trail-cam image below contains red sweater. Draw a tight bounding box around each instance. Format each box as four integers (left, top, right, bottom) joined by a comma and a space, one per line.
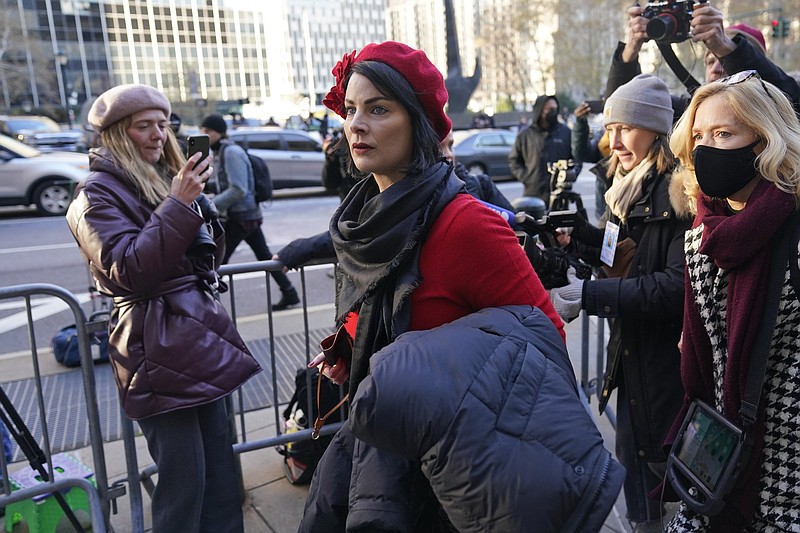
343, 194, 565, 342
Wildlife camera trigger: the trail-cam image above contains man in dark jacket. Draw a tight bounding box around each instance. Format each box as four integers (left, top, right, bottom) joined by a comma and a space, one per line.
508, 94, 572, 202
608, 4, 800, 117
200, 113, 300, 310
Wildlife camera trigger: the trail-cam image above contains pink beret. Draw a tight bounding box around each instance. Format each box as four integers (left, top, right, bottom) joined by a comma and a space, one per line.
726, 23, 767, 55
89, 84, 171, 132
323, 41, 452, 142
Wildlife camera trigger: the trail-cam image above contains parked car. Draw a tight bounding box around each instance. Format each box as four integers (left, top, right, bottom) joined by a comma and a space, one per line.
0, 134, 89, 215
453, 128, 517, 181
0, 115, 82, 152
226, 128, 327, 189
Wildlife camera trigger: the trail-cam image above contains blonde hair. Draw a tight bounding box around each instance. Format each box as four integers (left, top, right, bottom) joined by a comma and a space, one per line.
670, 77, 800, 204
605, 134, 675, 179
100, 117, 186, 206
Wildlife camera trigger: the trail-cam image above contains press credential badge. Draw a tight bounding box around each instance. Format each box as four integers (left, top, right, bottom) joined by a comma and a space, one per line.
600, 221, 620, 267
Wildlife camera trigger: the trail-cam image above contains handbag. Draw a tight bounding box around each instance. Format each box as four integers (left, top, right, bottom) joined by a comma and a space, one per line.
51, 311, 110, 368
311, 324, 352, 439
667, 212, 800, 515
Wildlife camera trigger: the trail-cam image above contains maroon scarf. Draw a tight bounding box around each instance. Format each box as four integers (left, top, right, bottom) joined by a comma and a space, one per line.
679, 179, 796, 528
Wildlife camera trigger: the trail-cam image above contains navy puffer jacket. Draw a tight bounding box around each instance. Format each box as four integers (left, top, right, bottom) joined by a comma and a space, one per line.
350, 305, 624, 533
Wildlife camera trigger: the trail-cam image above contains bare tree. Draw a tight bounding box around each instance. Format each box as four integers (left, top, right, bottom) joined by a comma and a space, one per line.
0, 0, 60, 112
552, 0, 630, 101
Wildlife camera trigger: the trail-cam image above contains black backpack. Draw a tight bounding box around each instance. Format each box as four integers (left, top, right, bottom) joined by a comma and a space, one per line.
219, 142, 273, 203
278, 367, 346, 485
248, 151, 273, 202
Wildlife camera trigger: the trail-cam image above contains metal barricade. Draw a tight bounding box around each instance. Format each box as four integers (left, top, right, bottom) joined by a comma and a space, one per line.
0, 263, 617, 532
0, 283, 109, 533
121, 258, 345, 532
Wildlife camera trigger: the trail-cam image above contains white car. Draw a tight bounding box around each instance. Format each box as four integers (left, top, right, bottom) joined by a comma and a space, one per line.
226, 128, 327, 190
0, 134, 89, 215
0, 115, 83, 152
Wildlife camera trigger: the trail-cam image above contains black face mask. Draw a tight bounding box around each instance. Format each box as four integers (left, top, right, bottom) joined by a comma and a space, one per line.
543, 110, 558, 128
691, 141, 760, 199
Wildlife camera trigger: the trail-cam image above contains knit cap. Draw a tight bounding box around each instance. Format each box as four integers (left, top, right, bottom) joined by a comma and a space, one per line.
603, 74, 673, 135
200, 113, 228, 135
89, 84, 171, 132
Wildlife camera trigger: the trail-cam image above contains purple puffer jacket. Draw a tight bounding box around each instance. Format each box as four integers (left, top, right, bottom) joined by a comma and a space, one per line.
66, 149, 261, 420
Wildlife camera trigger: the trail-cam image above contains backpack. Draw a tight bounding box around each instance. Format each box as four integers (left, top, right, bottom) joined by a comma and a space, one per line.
51, 311, 110, 367
277, 367, 346, 485
219, 142, 273, 203
248, 151, 273, 202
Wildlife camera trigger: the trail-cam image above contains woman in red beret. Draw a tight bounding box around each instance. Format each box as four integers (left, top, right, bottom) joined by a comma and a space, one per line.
298, 41, 565, 532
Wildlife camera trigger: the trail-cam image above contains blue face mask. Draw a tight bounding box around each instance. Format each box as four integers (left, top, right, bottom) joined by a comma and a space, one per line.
691, 141, 760, 199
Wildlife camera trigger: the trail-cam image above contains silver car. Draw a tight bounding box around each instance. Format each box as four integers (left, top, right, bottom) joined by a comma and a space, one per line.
0, 115, 83, 152
0, 134, 89, 215
226, 128, 327, 189
453, 128, 517, 180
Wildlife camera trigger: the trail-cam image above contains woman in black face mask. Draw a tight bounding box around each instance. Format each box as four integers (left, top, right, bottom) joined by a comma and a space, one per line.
665, 71, 800, 532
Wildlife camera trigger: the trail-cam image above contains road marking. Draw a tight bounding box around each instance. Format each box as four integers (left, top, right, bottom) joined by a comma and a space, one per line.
0, 243, 77, 255
0, 291, 92, 335
0, 264, 335, 334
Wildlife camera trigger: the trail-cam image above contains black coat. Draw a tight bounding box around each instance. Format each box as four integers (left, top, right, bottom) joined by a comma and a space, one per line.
575, 159, 693, 461
302, 306, 625, 532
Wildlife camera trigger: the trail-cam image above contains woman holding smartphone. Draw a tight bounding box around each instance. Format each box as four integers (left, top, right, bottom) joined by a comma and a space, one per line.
66, 84, 260, 532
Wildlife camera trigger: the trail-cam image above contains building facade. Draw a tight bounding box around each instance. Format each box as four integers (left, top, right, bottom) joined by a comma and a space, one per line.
2, 0, 385, 121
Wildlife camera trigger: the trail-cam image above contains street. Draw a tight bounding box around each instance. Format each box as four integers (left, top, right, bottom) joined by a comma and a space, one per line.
0, 173, 595, 358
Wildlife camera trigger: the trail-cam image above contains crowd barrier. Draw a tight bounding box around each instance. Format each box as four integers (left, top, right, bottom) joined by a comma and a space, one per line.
0, 259, 611, 532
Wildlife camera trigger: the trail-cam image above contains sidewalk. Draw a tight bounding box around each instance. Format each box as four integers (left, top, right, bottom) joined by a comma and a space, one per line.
1, 306, 633, 533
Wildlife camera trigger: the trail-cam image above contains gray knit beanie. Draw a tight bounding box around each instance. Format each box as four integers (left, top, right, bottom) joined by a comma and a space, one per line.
603, 74, 673, 135
89, 84, 171, 132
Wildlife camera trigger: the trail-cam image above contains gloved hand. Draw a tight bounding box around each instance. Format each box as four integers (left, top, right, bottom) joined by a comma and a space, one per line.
549, 267, 584, 322
194, 193, 219, 221
568, 209, 591, 242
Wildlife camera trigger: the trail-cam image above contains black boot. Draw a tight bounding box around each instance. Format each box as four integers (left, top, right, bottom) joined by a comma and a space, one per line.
273, 287, 300, 311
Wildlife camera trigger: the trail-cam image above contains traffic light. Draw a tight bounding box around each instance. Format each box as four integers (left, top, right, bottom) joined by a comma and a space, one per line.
772, 17, 791, 39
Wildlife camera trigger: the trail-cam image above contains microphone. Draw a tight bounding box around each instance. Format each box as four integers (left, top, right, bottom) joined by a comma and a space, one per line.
478, 200, 517, 228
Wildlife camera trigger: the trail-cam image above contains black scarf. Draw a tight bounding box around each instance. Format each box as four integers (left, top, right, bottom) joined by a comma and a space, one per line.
330, 161, 464, 394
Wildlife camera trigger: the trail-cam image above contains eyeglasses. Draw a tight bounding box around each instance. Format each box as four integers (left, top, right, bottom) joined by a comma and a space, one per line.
718, 70, 777, 105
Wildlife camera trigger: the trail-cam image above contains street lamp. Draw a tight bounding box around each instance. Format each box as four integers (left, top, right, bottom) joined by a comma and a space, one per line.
56, 51, 72, 128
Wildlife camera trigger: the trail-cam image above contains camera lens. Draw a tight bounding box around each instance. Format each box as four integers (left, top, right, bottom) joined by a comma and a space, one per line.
646, 14, 677, 41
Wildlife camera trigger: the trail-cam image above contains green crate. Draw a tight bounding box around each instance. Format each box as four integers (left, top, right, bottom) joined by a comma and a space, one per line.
5, 453, 95, 533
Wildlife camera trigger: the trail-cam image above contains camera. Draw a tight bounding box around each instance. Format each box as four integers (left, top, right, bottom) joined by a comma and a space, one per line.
513, 210, 593, 289
188, 222, 217, 257
642, 1, 702, 43
547, 159, 580, 198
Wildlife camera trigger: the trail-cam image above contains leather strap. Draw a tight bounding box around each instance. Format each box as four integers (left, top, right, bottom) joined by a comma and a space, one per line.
311, 361, 348, 440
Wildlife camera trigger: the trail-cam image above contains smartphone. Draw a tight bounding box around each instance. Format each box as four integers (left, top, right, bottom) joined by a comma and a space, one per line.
186, 134, 210, 169
586, 100, 604, 114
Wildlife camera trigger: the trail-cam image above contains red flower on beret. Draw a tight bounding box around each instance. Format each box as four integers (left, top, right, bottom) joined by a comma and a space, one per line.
323, 50, 357, 120
322, 42, 452, 142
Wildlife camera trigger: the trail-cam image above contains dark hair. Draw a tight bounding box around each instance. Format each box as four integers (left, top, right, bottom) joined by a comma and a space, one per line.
336, 60, 441, 179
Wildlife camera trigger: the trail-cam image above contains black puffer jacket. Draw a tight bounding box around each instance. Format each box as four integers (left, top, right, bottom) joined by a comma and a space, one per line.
575, 159, 693, 461
350, 305, 625, 533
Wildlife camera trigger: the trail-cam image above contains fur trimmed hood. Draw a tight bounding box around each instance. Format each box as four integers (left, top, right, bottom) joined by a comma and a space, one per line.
668, 165, 697, 219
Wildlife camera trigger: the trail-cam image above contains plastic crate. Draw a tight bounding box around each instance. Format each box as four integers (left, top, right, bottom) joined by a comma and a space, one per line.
4, 453, 95, 533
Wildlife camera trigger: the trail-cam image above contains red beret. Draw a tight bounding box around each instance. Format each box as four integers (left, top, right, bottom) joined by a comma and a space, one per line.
323, 41, 452, 142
